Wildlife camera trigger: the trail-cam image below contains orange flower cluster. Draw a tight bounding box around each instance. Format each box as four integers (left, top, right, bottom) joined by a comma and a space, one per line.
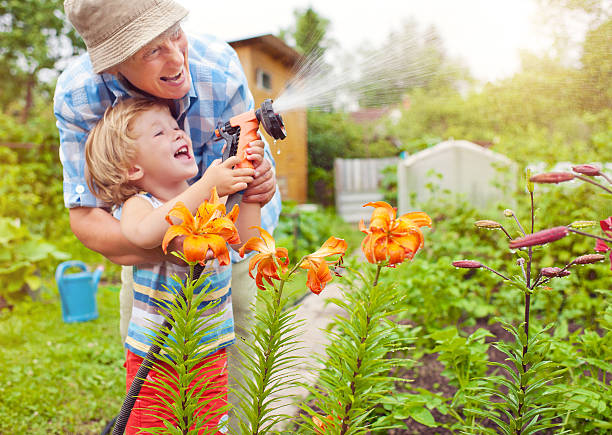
162, 187, 240, 266
299, 237, 347, 294
239, 229, 346, 295
360, 201, 431, 265
239, 226, 290, 291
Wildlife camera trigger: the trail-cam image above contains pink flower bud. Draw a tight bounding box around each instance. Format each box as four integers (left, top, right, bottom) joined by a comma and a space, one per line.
573, 254, 606, 264
475, 220, 502, 229
452, 260, 482, 269
530, 172, 575, 184
572, 164, 601, 177
541, 267, 571, 277
509, 226, 569, 249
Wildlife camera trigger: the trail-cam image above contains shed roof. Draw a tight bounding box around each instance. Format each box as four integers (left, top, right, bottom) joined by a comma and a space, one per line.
228, 34, 302, 68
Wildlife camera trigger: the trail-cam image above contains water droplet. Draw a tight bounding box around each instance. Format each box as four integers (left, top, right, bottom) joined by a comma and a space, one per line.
277, 148, 281, 155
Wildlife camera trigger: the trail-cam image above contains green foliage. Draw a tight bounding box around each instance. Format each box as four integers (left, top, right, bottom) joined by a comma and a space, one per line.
233, 277, 303, 433
466, 323, 562, 435
0, 0, 84, 119
274, 202, 362, 263
0, 113, 111, 305
0, 217, 69, 302
136, 268, 230, 434
279, 7, 331, 57
298, 258, 413, 434
306, 110, 397, 204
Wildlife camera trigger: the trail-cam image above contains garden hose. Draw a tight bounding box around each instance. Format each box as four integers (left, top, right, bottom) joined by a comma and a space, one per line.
108, 263, 205, 435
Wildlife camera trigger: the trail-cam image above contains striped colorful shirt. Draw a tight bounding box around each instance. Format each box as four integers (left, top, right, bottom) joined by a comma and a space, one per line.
53, 32, 281, 256
115, 193, 234, 358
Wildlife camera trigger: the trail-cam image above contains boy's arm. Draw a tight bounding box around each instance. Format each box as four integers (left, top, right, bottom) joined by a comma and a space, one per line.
233, 202, 261, 249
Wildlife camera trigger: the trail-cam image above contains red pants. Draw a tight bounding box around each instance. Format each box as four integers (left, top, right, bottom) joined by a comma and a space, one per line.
124, 348, 228, 434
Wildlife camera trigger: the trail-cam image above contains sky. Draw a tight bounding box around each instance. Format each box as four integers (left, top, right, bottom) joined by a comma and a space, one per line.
177, 0, 558, 83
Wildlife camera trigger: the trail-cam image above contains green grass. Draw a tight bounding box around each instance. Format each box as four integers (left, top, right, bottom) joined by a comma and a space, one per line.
0, 285, 125, 434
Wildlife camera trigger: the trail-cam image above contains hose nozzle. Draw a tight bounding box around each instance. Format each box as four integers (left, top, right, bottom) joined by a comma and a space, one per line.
256, 99, 286, 140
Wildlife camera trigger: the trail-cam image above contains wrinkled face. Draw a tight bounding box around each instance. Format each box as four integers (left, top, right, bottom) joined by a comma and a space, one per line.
116, 28, 191, 100
130, 106, 198, 188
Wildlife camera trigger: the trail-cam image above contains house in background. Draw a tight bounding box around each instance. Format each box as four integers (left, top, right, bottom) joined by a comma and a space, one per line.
229, 34, 308, 203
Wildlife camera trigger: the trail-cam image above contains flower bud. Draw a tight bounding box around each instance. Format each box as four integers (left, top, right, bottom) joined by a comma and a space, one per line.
504, 209, 515, 217
526, 168, 534, 193
569, 220, 597, 229
573, 254, 606, 264
452, 260, 482, 269
572, 164, 601, 177
509, 226, 569, 249
541, 267, 571, 277
530, 172, 575, 184
475, 220, 502, 229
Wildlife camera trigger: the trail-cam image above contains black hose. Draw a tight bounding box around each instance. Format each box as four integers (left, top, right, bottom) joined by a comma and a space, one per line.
110, 263, 205, 435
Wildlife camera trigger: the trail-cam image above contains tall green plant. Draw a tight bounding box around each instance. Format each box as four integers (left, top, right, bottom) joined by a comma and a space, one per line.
233, 229, 346, 434
138, 265, 230, 435
451, 165, 610, 434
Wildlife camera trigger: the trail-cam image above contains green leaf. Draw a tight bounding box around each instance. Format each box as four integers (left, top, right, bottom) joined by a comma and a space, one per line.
406, 406, 436, 427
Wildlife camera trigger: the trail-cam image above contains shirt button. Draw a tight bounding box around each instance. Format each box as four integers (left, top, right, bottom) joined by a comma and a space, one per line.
75, 185, 85, 194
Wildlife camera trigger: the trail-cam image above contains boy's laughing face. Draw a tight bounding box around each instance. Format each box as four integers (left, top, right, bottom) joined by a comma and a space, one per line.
129, 105, 198, 191
116, 27, 191, 100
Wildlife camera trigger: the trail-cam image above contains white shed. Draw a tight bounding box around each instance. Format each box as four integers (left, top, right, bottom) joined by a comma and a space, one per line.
397, 139, 517, 214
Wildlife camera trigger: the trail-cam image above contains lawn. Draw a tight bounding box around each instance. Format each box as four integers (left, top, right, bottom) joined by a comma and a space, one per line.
0, 285, 125, 434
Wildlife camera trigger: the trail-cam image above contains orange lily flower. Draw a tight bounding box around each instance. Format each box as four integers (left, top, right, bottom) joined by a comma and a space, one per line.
360, 201, 431, 265
239, 226, 289, 291
162, 187, 240, 266
299, 236, 347, 295
312, 414, 335, 434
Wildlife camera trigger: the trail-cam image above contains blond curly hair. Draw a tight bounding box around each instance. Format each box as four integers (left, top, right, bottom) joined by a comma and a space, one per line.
85, 98, 170, 206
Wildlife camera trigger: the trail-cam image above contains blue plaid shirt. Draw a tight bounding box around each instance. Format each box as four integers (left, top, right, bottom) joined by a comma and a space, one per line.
54, 33, 281, 261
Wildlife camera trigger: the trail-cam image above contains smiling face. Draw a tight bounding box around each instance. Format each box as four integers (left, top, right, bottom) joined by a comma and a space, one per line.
128, 105, 198, 196
115, 27, 191, 100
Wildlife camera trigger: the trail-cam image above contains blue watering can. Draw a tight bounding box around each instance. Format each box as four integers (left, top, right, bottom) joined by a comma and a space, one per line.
55, 260, 103, 323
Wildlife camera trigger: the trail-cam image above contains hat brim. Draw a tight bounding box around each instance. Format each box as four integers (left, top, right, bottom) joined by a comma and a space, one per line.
89, 2, 189, 73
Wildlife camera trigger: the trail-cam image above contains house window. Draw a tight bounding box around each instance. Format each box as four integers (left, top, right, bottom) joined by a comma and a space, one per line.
256, 68, 272, 91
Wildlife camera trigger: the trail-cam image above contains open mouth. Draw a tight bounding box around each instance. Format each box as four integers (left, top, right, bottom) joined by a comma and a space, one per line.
173, 144, 191, 160
161, 69, 183, 82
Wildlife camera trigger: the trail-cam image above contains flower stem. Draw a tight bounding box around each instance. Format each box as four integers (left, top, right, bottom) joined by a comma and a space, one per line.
513, 214, 527, 236
481, 264, 512, 281
372, 265, 382, 287
574, 174, 612, 194
568, 228, 612, 244
599, 172, 612, 185
499, 224, 513, 240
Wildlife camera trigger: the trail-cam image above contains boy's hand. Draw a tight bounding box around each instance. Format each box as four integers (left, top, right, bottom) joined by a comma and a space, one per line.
205, 156, 255, 197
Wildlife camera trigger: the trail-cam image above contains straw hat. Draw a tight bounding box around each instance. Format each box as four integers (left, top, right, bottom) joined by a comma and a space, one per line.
65, 0, 189, 73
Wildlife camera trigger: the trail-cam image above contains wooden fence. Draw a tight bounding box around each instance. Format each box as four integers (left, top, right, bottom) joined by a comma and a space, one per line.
334, 157, 399, 223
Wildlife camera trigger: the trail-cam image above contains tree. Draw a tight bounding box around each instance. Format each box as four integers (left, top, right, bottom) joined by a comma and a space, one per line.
0, 0, 84, 121
278, 7, 332, 57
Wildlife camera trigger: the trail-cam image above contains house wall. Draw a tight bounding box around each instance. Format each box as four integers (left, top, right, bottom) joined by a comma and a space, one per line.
232, 44, 308, 203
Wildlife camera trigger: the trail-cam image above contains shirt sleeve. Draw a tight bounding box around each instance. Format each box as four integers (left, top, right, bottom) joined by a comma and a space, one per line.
53, 62, 112, 208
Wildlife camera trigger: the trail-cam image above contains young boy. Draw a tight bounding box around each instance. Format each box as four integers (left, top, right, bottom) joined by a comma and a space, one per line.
85, 97, 262, 434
